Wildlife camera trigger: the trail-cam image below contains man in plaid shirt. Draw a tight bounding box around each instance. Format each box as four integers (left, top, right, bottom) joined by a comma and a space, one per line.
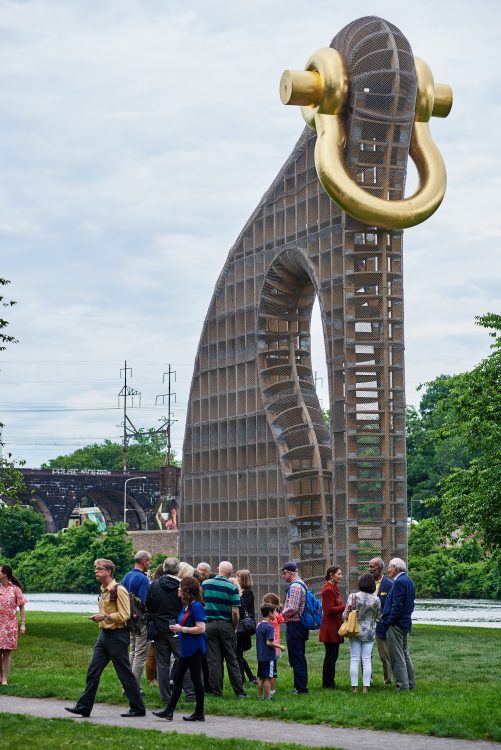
281, 561, 309, 694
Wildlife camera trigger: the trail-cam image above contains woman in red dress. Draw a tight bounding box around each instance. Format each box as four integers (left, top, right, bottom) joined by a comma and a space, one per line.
0, 564, 27, 685
318, 565, 345, 689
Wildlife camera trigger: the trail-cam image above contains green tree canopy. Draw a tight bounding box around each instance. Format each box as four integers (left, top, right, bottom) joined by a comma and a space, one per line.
7, 521, 134, 593
0, 504, 45, 558
42, 429, 180, 471
433, 314, 501, 552
406, 376, 476, 520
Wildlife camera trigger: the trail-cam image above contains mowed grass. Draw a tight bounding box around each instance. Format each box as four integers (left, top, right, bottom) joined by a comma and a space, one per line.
0, 714, 342, 750
3, 613, 501, 741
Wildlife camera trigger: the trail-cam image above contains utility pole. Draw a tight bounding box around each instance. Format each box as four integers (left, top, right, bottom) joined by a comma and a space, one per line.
117, 360, 141, 472
155, 365, 177, 466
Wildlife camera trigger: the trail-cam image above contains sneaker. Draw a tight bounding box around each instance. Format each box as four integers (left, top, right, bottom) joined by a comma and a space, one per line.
291, 689, 308, 695
249, 678, 258, 685
237, 693, 248, 699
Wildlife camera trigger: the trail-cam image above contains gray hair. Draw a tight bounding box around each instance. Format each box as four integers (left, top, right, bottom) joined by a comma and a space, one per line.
163, 556, 180, 575
370, 557, 385, 571
134, 550, 152, 563
197, 562, 211, 573
389, 557, 407, 573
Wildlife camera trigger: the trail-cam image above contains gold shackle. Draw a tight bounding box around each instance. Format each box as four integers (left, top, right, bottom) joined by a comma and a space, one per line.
280, 48, 453, 230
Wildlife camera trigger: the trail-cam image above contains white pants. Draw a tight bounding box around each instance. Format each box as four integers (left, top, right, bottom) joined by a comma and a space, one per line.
349, 638, 374, 687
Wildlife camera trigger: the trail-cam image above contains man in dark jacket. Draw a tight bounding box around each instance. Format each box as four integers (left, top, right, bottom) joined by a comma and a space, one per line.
145, 556, 182, 704
368, 557, 394, 685
381, 557, 416, 691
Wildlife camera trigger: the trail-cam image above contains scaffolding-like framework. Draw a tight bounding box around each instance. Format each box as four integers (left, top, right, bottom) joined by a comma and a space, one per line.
180, 17, 415, 599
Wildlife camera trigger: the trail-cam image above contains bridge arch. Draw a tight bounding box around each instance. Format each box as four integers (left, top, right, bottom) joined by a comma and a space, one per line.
31, 495, 57, 533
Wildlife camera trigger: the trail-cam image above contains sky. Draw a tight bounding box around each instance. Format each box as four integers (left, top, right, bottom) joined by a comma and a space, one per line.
1, 0, 500, 469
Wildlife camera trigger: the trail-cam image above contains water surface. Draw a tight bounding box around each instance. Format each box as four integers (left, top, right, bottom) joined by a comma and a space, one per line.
25, 593, 501, 627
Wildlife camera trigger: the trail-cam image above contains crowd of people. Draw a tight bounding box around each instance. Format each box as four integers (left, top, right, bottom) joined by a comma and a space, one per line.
0, 553, 416, 722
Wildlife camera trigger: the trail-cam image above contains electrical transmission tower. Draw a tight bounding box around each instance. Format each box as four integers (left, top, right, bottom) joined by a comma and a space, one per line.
155, 364, 177, 466
117, 360, 141, 472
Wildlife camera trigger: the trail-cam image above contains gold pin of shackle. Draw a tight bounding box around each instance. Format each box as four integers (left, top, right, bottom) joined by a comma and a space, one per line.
280, 48, 453, 229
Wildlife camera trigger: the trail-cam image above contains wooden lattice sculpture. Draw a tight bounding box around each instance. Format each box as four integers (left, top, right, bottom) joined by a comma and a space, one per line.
180, 16, 452, 597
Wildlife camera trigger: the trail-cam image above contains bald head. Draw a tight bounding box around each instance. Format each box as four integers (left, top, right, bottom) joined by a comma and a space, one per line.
218, 560, 233, 578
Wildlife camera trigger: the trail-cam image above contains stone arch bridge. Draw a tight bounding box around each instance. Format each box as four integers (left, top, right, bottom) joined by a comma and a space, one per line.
18, 467, 180, 533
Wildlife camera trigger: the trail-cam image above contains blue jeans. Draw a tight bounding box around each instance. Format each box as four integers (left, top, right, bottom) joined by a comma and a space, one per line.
286, 621, 309, 693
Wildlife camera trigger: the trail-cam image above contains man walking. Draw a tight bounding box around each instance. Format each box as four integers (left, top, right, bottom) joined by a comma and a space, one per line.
368, 557, 393, 686
281, 561, 309, 694
65, 558, 146, 718
202, 560, 246, 698
122, 549, 151, 686
145, 557, 183, 706
381, 557, 416, 691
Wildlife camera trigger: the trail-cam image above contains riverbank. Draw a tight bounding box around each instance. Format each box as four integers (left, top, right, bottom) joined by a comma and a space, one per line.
4, 613, 501, 741
24, 593, 501, 627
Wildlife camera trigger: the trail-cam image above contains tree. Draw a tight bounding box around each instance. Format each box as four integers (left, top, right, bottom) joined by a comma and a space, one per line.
434, 314, 501, 552
0, 276, 24, 498
406, 377, 475, 520
42, 429, 180, 471
9, 521, 134, 593
0, 277, 17, 352
0, 456, 26, 499
0, 504, 45, 558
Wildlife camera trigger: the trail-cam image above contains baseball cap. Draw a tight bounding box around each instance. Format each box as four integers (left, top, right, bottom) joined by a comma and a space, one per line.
281, 561, 298, 572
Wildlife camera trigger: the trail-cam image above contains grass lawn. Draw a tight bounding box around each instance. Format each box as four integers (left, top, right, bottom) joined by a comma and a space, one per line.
0, 714, 341, 750
3, 613, 501, 741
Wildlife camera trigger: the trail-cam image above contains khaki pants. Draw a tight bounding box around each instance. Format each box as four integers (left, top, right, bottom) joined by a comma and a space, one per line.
376, 634, 393, 684
129, 624, 150, 684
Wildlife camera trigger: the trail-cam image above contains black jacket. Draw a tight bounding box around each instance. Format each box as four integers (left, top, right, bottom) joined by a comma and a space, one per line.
145, 575, 182, 632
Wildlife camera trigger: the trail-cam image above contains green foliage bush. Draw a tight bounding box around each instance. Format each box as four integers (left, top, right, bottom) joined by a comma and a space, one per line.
409, 522, 500, 599
4, 522, 134, 592
0, 504, 45, 558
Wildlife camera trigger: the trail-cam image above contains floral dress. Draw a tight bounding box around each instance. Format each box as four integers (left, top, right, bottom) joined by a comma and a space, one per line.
0, 583, 27, 650
342, 591, 381, 642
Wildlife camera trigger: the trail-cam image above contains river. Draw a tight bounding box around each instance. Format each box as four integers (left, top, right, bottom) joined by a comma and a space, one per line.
24, 593, 501, 627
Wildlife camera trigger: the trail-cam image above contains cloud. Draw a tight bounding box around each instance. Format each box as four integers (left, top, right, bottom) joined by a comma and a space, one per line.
1, 0, 500, 464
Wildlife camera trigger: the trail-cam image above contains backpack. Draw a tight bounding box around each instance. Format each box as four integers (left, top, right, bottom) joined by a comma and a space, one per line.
289, 579, 323, 630
109, 584, 146, 634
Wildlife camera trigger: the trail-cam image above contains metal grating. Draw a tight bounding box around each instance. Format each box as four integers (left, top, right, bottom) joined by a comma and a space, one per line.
180, 16, 414, 600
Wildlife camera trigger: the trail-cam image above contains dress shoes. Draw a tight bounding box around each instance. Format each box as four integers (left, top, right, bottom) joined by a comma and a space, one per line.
120, 709, 146, 717
183, 713, 205, 722
152, 709, 173, 720
65, 706, 90, 718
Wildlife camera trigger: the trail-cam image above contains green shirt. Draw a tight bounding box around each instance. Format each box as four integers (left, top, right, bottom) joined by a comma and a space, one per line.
202, 576, 241, 621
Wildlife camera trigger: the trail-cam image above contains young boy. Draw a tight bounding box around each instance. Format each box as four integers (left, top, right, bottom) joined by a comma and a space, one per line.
256, 603, 286, 699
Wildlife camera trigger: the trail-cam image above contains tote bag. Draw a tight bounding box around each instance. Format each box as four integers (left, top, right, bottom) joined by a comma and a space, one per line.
338, 607, 360, 638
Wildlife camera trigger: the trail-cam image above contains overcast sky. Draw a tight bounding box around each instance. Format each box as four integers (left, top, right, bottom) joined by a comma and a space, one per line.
1, 0, 500, 469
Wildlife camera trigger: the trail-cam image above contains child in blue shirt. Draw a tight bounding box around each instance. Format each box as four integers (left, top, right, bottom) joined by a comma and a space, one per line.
256, 604, 286, 699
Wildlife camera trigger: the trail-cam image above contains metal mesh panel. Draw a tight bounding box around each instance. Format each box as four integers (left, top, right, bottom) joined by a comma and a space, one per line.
181, 16, 414, 599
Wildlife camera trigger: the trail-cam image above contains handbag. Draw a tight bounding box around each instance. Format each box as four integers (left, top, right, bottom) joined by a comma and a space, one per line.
237, 611, 256, 635
338, 607, 360, 638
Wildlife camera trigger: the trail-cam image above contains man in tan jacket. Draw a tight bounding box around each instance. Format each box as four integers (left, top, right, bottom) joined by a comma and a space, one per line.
65, 558, 146, 718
